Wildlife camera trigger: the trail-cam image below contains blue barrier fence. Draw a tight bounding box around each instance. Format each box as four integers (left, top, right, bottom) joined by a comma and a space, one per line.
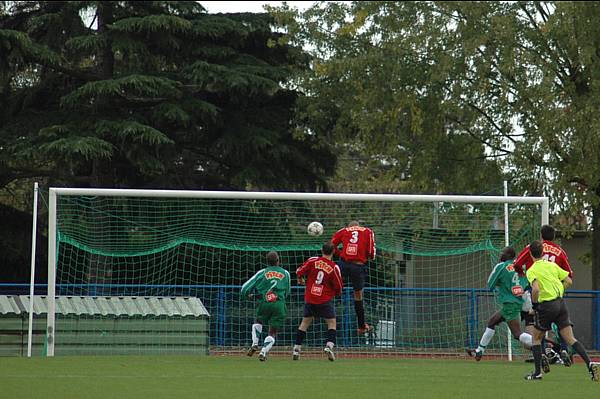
1, 284, 599, 350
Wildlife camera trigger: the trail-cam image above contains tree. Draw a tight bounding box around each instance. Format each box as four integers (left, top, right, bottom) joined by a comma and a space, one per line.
272, 1, 600, 288
269, 1, 505, 195
443, 1, 600, 289
0, 1, 336, 283
0, 1, 335, 191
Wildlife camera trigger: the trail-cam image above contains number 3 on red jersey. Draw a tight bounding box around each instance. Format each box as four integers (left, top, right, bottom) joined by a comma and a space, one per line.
345, 232, 359, 255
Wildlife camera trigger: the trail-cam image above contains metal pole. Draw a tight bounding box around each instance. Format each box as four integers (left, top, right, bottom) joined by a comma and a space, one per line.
47, 189, 57, 356
49, 187, 549, 205
27, 182, 39, 357
504, 181, 512, 361
541, 198, 550, 225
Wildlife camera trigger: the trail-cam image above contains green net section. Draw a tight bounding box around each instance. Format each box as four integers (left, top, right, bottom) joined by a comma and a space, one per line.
52, 194, 542, 357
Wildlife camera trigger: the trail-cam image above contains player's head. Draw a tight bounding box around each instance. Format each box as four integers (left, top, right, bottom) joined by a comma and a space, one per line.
529, 240, 543, 259
499, 246, 515, 262
266, 251, 279, 266
322, 241, 334, 256
541, 225, 555, 241
347, 220, 360, 227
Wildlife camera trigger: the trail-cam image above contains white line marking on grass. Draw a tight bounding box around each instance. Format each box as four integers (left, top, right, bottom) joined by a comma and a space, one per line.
0, 373, 403, 381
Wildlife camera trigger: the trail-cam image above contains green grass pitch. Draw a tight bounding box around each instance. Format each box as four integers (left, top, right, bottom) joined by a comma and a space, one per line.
0, 355, 597, 399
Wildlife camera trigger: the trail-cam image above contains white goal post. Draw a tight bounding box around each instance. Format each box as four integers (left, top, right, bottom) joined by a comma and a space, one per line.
46, 188, 549, 356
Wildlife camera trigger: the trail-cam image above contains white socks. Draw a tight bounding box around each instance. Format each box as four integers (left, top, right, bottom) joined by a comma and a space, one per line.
519, 332, 533, 348
263, 336, 275, 354
252, 323, 262, 346
476, 327, 532, 353
477, 327, 495, 353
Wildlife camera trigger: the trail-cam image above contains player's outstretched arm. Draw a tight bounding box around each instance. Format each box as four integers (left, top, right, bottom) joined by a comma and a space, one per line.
241, 269, 263, 298
530, 280, 540, 304
369, 229, 376, 260
486, 262, 503, 291
296, 258, 312, 284
332, 265, 344, 296
559, 250, 574, 278
331, 228, 344, 257
513, 246, 530, 275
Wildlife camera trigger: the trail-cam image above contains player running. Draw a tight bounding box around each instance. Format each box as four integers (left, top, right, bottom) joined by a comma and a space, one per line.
467, 247, 533, 361
331, 221, 375, 334
513, 225, 574, 366
293, 241, 343, 361
524, 240, 598, 381
241, 251, 291, 361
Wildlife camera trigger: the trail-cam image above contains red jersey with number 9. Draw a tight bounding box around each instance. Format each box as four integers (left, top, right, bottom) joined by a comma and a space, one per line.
331, 226, 375, 264
296, 256, 343, 304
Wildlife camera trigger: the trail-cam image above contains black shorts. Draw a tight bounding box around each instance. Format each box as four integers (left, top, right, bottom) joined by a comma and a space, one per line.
303, 301, 336, 319
339, 260, 367, 290
521, 311, 535, 326
534, 298, 573, 331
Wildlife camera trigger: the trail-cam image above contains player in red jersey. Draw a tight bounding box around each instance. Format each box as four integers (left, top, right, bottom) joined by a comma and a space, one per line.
331, 220, 375, 334
293, 241, 343, 361
514, 225, 573, 278
514, 224, 574, 366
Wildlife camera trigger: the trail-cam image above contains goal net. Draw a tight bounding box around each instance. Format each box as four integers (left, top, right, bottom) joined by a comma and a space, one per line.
46, 188, 547, 357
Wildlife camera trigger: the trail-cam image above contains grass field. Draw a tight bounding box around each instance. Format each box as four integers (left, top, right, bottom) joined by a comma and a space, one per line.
0, 355, 598, 399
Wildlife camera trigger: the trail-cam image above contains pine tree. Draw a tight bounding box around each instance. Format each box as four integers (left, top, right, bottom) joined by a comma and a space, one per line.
0, 1, 334, 190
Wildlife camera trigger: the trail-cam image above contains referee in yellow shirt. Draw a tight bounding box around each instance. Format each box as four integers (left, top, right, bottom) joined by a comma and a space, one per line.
525, 240, 599, 381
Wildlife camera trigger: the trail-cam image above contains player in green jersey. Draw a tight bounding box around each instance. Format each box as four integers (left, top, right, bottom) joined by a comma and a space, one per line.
241, 251, 291, 361
467, 247, 533, 360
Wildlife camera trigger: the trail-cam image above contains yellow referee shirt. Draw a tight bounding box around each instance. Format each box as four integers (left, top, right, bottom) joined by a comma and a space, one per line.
526, 259, 569, 302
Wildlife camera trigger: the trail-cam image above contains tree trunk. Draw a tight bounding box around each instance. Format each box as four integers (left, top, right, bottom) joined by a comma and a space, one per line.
94, 2, 115, 187
97, 2, 114, 79
592, 204, 600, 290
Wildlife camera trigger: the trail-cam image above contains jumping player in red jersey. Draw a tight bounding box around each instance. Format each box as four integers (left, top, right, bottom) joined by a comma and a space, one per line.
514, 225, 573, 278
331, 220, 375, 334
514, 224, 574, 366
293, 241, 343, 361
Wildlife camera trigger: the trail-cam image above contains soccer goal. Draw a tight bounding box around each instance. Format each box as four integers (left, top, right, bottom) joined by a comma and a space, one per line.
45, 188, 548, 357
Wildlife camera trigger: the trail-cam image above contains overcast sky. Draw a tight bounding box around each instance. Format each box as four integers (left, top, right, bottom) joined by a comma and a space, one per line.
201, 1, 315, 13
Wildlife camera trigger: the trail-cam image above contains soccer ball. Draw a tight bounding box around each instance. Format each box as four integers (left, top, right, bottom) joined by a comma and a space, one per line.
307, 221, 324, 236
